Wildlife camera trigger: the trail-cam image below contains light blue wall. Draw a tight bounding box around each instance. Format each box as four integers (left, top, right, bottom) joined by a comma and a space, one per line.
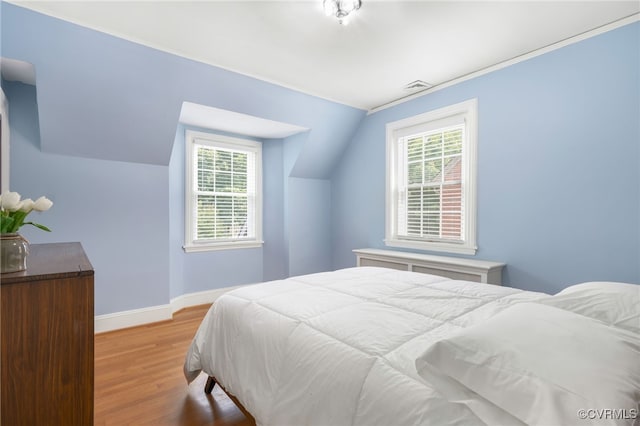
5, 81, 170, 315
289, 177, 332, 276
2, 3, 365, 315
168, 125, 331, 296
331, 22, 640, 294
282, 133, 335, 277
262, 138, 287, 281
169, 124, 267, 298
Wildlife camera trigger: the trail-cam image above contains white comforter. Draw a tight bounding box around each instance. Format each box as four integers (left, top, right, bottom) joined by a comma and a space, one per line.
184, 267, 547, 425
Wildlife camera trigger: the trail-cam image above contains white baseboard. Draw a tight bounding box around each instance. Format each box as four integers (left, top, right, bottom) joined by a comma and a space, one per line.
94, 304, 172, 334
94, 284, 246, 334
169, 285, 244, 314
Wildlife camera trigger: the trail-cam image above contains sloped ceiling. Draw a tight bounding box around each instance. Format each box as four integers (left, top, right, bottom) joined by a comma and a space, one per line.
6, 1, 640, 110
2, 2, 638, 175
1, 3, 365, 176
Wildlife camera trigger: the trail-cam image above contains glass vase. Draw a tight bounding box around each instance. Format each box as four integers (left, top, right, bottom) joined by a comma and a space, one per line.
1, 233, 30, 274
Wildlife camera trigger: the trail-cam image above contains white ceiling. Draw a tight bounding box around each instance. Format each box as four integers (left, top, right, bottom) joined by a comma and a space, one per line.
7, 1, 640, 111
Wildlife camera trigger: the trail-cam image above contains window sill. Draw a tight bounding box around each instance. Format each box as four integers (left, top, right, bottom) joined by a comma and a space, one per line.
183, 240, 264, 253
384, 238, 477, 256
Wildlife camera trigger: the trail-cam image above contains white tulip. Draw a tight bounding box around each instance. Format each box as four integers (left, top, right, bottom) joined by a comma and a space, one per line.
0, 191, 22, 212
33, 196, 53, 212
19, 198, 35, 213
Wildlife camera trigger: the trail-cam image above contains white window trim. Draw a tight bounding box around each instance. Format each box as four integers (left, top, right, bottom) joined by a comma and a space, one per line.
184, 130, 263, 253
385, 98, 478, 255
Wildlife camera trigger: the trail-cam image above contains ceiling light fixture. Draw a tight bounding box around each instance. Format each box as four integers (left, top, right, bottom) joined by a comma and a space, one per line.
323, 0, 362, 25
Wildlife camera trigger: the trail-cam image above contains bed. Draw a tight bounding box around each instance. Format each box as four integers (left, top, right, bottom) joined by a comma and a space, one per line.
184, 267, 640, 426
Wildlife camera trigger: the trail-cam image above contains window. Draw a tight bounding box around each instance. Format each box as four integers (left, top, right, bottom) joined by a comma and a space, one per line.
184, 130, 262, 252
385, 99, 477, 255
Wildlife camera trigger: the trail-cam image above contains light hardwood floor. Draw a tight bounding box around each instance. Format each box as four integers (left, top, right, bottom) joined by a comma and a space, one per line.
94, 304, 255, 426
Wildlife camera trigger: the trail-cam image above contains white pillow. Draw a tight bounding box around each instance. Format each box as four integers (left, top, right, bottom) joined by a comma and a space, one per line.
542, 281, 640, 334
415, 303, 640, 426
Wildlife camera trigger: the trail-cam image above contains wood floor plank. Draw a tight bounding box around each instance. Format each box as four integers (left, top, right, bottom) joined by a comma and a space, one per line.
95, 304, 255, 426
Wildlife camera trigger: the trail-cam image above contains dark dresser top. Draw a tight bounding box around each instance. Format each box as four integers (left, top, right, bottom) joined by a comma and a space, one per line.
1, 242, 94, 284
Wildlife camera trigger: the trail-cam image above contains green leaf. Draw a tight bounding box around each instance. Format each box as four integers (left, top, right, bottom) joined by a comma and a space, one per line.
24, 222, 52, 232
11, 211, 28, 231
1, 215, 16, 233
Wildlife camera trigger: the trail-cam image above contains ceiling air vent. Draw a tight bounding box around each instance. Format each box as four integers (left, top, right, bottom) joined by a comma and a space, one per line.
404, 80, 433, 91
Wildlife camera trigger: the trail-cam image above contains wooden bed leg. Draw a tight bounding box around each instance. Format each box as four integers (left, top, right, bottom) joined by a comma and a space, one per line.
204, 376, 216, 394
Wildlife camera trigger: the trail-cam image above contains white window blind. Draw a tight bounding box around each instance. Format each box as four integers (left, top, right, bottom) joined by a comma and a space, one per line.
386, 99, 477, 255
397, 124, 465, 242
185, 131, 262, 252
194, 144, 255, 241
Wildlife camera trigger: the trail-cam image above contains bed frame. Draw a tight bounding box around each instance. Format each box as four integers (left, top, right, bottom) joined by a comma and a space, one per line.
204, 375, 256, 423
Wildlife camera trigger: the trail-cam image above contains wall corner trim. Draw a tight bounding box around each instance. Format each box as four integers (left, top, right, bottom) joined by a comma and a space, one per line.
94, 285, 246, 334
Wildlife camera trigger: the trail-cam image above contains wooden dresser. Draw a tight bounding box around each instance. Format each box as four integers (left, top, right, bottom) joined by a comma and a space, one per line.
1, 242, 94, 425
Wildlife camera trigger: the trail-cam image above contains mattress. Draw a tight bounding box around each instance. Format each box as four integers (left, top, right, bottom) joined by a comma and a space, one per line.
184, 267, 552, 425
